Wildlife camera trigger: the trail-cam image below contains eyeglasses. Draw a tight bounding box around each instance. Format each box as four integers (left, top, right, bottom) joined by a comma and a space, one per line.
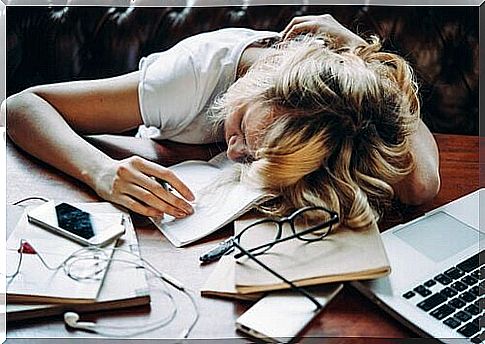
199, 206, 339, 309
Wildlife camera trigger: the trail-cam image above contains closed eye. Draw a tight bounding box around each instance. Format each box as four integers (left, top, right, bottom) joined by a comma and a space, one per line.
240, 116, 248, 145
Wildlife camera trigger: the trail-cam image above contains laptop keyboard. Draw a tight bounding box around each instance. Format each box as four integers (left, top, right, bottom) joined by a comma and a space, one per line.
402, 250, 484, 342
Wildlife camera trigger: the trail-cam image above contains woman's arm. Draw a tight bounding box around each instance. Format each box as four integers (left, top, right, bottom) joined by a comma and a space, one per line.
6, 72, 194, 218
392, 120, 441, 205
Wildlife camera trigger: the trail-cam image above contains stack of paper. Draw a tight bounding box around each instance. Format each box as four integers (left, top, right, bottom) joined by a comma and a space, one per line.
6, 205, 121, 303
201, 255, 263, 301
6, 203, 150, 321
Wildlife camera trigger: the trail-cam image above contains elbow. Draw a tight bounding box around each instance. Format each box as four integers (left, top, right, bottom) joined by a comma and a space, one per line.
399, 170, 441, 206
0, 99, 5, 127
5, 90, 36, 140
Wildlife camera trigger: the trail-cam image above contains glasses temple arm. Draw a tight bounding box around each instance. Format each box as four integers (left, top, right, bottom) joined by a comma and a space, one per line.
233, 242, 322, 310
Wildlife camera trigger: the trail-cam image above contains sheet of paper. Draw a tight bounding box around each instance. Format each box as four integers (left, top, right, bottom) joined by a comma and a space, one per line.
150, 153, 268, 247
6, 203, 122, 303
7, 210, 150, 321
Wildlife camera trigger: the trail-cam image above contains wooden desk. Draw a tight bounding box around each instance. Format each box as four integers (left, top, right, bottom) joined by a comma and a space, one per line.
5, 133, 483, 341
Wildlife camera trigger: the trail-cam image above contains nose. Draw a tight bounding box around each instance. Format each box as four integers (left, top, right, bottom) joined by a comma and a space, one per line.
226, 135, 249, 162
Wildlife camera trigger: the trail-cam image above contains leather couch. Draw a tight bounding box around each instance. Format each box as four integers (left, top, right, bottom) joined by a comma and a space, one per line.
6, 4, 478, 135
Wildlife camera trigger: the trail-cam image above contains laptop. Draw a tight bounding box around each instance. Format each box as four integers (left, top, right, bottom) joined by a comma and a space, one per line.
351, 188, 483, 343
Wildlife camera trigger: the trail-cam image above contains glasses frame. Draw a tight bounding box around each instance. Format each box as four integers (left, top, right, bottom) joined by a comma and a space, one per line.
234, 206, 339, 259
231, 206, 339, 310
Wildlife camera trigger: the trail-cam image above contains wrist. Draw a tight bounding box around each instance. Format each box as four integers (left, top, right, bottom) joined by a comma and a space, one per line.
80, 155, 116, 194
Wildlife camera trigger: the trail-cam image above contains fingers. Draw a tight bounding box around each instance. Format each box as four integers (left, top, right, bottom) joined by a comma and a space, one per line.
281, 15, 316, 38
127, 169, 194, 215
280, 14, 366, 48
281, 15, 330, 40
122, 184, 189, 218
134, 158, 195, 202
111, 156, 195, 218
116, 194, 163, 218
282, 21, 319, 41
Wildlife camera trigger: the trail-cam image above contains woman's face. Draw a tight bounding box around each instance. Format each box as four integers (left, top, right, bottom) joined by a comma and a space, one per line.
224, 101, 272, 162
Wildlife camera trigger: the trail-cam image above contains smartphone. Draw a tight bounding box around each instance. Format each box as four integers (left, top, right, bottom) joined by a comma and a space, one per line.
27, 201, 125, 246
236, 284, 343, 343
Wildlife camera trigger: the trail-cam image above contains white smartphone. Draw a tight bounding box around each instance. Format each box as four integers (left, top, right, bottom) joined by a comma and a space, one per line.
236, 283, 343, 343
27, 201, 125, 246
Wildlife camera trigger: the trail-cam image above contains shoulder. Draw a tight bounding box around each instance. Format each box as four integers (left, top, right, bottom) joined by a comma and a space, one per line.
180, 28, 277, 46
177, 28, 280, 64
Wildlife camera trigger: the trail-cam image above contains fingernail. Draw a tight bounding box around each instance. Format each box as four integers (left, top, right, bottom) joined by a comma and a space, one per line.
185, 205, 194, 214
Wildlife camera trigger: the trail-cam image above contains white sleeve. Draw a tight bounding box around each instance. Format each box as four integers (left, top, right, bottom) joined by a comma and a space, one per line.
138, 43, 198, 130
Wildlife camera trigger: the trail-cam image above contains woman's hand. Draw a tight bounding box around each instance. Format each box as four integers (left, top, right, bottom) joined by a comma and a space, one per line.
94, 156, 195, 218
7, 72, 197, 219
281, 14, 367, 48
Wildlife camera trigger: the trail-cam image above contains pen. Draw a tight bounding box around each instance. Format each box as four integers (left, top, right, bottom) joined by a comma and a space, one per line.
156, 178, 173, 192
199, 238, 235, 263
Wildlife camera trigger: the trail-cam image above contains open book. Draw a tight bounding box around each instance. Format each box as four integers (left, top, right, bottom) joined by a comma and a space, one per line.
150, 153, 270, 247
7, 204, 150, 321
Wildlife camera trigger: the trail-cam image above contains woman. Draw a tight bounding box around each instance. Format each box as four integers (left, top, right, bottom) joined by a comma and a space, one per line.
3, 15, 440, 228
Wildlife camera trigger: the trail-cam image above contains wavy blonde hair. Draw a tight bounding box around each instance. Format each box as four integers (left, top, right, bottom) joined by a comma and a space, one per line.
212, 35, 420, 229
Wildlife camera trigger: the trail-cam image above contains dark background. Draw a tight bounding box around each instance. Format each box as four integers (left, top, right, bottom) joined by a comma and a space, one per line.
6, 5, 479, 135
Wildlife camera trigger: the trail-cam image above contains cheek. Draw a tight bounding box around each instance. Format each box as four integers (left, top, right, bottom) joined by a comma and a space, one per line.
224, 111, 239, 135
245, 117, 272, 151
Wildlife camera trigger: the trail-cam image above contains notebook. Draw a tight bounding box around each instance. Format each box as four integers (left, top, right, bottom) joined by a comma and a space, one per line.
6, 204, 122, 303
7, 206, 150, 321
351, 188, 483, 343
234, 215, 391, 294
150, 153, 271, 247
201, 255, 263, 301
201, 214, 390, 297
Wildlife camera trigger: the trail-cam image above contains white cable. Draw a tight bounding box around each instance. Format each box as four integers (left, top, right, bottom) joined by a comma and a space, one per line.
7, 240, 200, 338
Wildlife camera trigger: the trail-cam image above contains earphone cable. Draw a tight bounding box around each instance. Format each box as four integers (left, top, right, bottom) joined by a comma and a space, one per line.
11, 197, 49, 206
7, 241, 200, 338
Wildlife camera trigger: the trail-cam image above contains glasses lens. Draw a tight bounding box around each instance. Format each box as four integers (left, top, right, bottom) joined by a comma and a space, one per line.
293, 208, 333, 241
238, 220, 281, 256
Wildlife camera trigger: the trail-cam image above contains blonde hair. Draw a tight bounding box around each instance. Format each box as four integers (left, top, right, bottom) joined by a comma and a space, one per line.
212, 35, 420, 229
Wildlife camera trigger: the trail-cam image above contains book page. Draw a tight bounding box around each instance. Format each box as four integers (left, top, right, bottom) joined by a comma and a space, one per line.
150, 153, 269, 247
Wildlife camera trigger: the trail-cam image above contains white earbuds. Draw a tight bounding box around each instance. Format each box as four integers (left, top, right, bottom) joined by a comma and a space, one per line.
64, 312, 97, 331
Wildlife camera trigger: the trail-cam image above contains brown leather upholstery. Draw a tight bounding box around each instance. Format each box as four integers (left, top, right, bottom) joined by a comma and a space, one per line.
6, 5, 478, 135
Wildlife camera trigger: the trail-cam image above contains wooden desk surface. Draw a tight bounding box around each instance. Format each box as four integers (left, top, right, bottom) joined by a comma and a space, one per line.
5, 133, 483, 341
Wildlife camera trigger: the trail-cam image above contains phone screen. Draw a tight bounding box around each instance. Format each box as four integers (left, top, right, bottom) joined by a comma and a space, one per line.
55, 203, 95, 239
